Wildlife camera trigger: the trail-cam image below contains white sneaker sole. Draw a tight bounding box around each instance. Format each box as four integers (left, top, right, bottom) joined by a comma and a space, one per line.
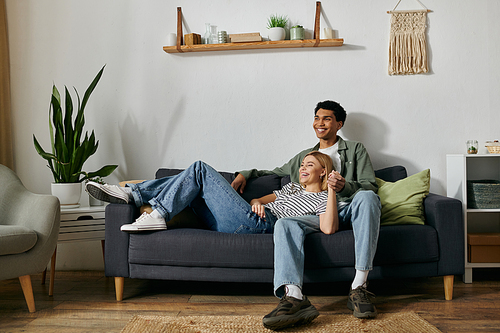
120, 224, 167, 232
86, 182, 129, 204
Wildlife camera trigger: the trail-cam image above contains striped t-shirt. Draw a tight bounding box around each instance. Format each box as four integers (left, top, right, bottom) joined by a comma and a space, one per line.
264, 182, 328, 219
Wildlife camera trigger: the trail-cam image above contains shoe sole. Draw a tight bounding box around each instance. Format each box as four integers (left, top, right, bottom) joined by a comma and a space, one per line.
120, 226, 167, 232
347, 299, 378, 319
86, 183, 128, 204
263, 306, 319, 331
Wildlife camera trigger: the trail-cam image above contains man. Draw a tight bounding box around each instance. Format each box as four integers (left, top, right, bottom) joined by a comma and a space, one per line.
231, 100, 381, 330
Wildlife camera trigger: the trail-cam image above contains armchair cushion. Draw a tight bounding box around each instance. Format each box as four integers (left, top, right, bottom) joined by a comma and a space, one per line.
0, 225, 37, 255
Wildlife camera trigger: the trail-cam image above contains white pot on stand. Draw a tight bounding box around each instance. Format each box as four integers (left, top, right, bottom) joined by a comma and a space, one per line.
51, 183, 82, 208
268, 27, 286, 41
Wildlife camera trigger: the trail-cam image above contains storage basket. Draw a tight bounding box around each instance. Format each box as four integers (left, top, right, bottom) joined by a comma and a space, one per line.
485, 141, 500, 154
467, 180, 500, 209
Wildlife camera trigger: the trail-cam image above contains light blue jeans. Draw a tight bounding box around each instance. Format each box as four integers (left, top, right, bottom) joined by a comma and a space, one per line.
127, 161, 276, 234
273, 190, 381, 297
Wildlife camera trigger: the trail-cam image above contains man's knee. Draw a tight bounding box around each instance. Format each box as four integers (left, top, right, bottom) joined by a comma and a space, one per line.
352, 190, 381, 209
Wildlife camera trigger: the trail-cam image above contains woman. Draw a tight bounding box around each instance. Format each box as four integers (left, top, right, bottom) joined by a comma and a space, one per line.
262, 151, 339, 331
86, 152, 338, 234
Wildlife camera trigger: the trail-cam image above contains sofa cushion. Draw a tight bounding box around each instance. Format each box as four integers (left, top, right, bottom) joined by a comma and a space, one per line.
376, 169, 430, 225
240, 174, 282, 203
375, 165, 407, 182
155, 168, 282, 204
304, 224, 438, 268
0, 225, 37, 255
128, 224, 438, 270
129, 229, 275, 269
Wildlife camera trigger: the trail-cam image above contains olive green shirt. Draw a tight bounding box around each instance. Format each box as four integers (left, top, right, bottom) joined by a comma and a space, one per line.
237, 136, 378, 203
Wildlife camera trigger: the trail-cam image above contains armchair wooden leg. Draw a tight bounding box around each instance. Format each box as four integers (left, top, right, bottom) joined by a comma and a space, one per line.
444, 275, 454, 300
41, 268, 47, 285
115, 277, 124, 301
19, 275, 36, 313
49, 247, 56, 296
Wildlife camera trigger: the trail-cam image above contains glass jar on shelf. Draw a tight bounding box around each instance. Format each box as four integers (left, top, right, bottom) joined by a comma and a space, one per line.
203, 23, 211, 44
209, 25, 218, 44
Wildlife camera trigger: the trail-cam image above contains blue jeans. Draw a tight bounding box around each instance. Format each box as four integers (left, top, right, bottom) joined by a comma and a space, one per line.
127, 161, 276, 234
273, 190, 381, 297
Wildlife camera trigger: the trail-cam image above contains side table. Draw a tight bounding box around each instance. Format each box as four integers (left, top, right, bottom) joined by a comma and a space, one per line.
42, 205, 106, 296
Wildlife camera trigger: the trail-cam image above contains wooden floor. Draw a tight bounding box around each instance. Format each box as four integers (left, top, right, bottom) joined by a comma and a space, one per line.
0, 269, 499, 332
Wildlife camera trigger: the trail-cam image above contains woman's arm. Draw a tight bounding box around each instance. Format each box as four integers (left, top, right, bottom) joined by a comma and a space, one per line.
250, 193, 277, 219
319, 176, 339, 235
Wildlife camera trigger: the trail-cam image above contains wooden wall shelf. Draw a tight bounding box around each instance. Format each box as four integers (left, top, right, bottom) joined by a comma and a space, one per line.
163, 38, 344, 53
164, 1, 344, 54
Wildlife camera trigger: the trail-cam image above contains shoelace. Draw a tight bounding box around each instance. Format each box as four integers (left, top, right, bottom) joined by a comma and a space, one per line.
132, 212, 149, 224
357, 287, 376, 302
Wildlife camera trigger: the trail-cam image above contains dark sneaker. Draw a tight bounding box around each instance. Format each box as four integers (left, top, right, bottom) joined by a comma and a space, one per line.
263, 295, 319, 331
347, 286, 377, 319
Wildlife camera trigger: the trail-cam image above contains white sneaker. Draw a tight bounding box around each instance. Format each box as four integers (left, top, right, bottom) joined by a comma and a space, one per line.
86, 181, 130, 204
120, 212, 167, 232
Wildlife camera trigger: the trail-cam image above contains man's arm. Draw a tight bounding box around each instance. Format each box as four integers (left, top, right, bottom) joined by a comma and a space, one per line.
231, 145, 319, 192
337, 141, 378, 199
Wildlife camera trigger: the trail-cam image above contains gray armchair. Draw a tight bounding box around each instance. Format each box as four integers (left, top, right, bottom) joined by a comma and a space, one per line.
0, 164, 60, 312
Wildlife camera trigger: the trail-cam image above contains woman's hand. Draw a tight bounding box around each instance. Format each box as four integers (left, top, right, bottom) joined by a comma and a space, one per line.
328, 171, 345, 192
250, 199, 266, 219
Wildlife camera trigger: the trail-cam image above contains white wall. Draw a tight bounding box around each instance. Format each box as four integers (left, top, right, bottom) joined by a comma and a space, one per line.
6, 0, 500, 269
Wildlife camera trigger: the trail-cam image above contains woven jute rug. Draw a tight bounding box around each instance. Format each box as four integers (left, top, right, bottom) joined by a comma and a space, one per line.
121, 311, 441, 333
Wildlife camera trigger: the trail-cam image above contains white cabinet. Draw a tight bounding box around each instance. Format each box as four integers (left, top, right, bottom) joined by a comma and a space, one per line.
59, 205, 106, 242
43, 205, 106, 296
446, 154, 500, 283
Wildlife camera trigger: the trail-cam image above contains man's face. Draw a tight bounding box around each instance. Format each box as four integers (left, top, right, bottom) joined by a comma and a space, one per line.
313, 108, 343, 141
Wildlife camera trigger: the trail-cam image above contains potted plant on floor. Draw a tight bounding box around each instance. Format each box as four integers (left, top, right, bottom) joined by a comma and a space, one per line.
33, 65, 118, 208
267, 14, 288, 41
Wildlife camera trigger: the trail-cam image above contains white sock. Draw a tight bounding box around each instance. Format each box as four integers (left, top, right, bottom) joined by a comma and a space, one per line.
285, 284, 303, 300
150, 209, 163, 219
122, 187, 133, 196
351, 270, 369, 290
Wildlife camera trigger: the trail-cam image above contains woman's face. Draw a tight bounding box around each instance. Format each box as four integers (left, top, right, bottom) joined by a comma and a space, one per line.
299, 155, 326, 187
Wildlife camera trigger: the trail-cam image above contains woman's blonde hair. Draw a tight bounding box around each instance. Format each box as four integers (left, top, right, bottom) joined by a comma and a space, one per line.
301, 151, 334, 191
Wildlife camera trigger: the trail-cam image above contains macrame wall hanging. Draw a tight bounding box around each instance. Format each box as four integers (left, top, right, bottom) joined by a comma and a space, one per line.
388, 0, 430, 75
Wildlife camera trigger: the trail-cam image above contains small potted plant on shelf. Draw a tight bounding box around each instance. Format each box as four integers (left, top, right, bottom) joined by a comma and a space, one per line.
267, 14, 288, 41
290, 25, 305, 40
33, 65, 118, 208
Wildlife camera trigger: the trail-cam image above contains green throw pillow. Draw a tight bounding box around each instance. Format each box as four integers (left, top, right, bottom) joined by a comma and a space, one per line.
376, 169, 430, 226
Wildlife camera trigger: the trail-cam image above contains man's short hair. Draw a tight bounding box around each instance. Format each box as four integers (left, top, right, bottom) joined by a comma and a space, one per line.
314, 100, 347, 124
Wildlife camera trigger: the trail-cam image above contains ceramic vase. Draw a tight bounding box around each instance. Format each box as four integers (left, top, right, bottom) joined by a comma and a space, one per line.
268, 27, 286, 41
51, 183, 82, 208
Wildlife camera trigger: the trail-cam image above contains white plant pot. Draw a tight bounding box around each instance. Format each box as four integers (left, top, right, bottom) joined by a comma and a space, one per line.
268, 27, 286, 41
51, 183, 82, 208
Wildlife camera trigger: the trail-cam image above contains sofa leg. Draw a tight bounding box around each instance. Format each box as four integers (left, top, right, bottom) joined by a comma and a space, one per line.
115, 277, 124, 301
443, 275, 454, 300
19, 275, 36, 313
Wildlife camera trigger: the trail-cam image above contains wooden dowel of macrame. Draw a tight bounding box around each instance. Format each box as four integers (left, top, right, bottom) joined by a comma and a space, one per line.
387, 9, 431, 13
314, 1, 321, 46
176, 7, 183, 52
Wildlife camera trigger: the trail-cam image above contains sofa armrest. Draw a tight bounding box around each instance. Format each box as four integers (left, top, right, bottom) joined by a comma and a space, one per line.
423, 193, 464, 276
104, 204, 139, 278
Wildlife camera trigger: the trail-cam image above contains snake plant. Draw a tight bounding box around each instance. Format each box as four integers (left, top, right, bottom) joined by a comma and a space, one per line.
33, 65, 118, 183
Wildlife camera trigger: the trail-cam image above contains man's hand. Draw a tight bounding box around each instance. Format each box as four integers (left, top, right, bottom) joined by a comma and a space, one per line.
231, 173, 247, 194
328, 171, 345, 192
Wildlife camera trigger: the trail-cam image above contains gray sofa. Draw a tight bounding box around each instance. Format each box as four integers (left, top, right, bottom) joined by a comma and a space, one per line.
104, 165, 464, 301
